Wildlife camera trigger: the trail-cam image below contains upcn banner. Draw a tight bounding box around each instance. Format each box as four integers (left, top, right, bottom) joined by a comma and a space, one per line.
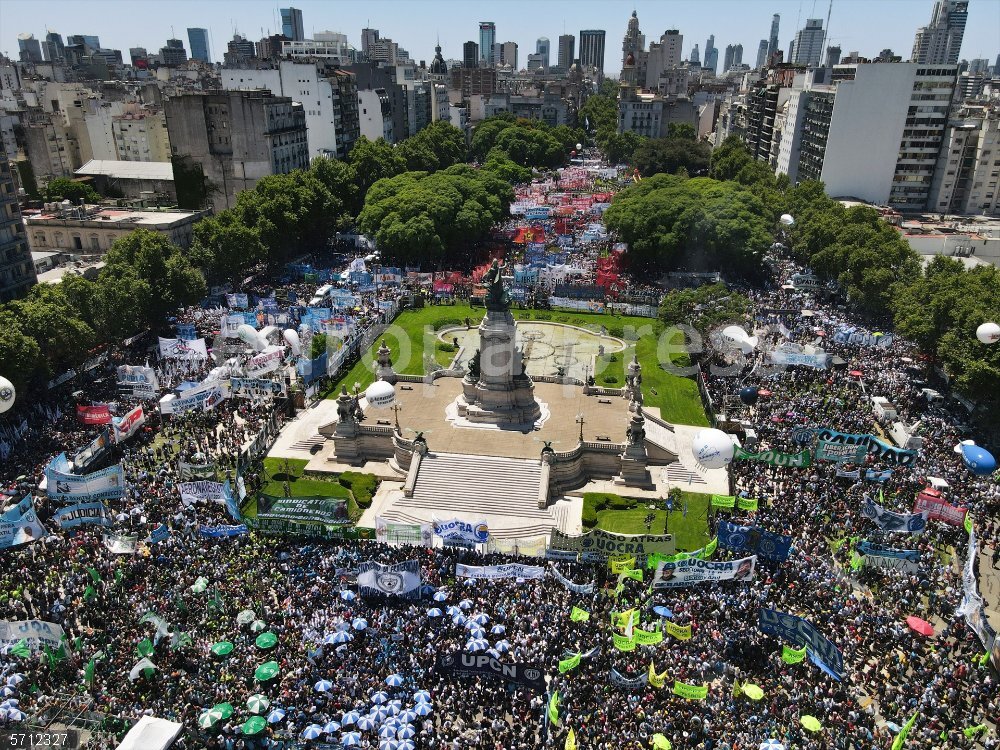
435, 653, 545, 691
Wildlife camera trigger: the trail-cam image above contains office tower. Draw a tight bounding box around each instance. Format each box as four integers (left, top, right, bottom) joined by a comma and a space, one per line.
791, 19, 824, 66
767, 14, 780, 60
463, 41, 479, 69
536, 37, 550, 68
557, 34, 575, 70
479, 22, 496, 65
67, 35, 100, 52
690, 44, 700, 65
0, 160, 37, 302
756, 39, 769, 68
280, 7, 305, 42
17, 34, 43, 63
826, 45, 841, 67
911, 0, 968, 64
361, 28, 379, 58
187, 28, 211, 63
704, 35, 718, 74
578, 30, 606, 73
723, 44, 743, 71
129, 47, 149, 68
43, 31, 65, 62
645, 30, 683, 89
160, 38, 188, 66
621, 10, 645, 69
496, 41, 518, 69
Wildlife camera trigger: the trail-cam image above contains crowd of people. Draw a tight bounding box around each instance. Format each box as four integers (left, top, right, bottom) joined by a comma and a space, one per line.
0, 176, 998, 750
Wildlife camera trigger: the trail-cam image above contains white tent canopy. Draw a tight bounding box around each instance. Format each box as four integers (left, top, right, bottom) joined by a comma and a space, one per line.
116, 715, 183, 750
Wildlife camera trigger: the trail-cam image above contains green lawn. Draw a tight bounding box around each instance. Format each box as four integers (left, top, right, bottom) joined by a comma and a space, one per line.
323, 303, 708, 426
594, 491, 711, 552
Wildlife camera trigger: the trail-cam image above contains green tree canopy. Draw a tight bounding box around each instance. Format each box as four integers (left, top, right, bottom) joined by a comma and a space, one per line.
348, 136, 407, 195
633, 136, 711, 178
397, 121, 467, 173
190, 211, 267, 284
43, 177, 101, 204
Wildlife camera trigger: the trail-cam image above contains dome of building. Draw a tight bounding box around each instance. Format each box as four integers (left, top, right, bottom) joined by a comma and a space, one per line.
430, 43, 448, 76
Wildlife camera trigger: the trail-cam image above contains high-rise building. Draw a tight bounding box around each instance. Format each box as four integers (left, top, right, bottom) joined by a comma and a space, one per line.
463, 41, 479, 69
130, 47, 149, 68
645, 30, 682, 90
579, 30, 606, 73
724, 44, 744, 72
224, 34, 256, 66
704, 35, 718, 74
929, 105, 1000, 216
479, 22, 496, 66
911, 0, 968, 65
557, 34, 575, 70
536, 37, 550, 69
67, 35, 100, 52
621, 10, 645, 70
164, 90, 309, 209
187, 28, 211, 63
826, 46, 842, 67
160, 38, 188, 67
756, 39, 769, 69
361, 28, 379, 58
43, 31, 65, 62
767, 14, 781, 60
791, 19, 824, 66
17, 34, 43, 63
281, 7, 305, 42
496, 41, 518, 70
690, 44, 700, 65
0, 160, 37, 302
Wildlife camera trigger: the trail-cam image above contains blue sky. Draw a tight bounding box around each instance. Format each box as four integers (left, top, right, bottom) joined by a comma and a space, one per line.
5, 0, 998, 74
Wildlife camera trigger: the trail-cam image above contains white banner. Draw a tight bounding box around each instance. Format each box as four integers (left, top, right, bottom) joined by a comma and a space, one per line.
113, 406, 145, 442
455, 563, 545, 580
45, 454, 125, 501
245, 346, 285, 378
117, 365, 159, 398
178, 481, 225, 507
158, 337, 208, 360
652, 556, 757, 589
433, 517, 490, 544
0, 620, 66, 651
357, 560, 422, 599
549, 563, 595, 594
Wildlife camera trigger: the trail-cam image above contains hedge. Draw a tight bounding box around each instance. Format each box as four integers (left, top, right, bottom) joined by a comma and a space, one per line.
582, 492, 638, 528
339, 472, 379, 509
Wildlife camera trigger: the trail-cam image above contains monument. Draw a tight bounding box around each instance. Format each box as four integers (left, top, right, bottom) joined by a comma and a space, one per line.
455, 260, 543, 427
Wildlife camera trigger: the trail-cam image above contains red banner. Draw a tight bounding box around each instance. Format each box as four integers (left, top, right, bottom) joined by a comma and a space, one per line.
913, 490, 967, 526
77, 404, 112, 425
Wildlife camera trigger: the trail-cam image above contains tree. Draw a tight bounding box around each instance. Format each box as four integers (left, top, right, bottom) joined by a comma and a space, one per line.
708, 135, 755, 182
482, 148, 532, 184
632, 137, 711, 177
578, 91, 618, 135
11, 285, 96, 375
310, 157, 360, 217
190, 211, 267, 284
43, 177, 101, 204
667, 123, 697, 141
0, 308, 44, 394
597, 131, 645, 165
171, 155, 216, 210
397, 121, 467, 173
348, 137, 407, 195
493, 127, 565, 168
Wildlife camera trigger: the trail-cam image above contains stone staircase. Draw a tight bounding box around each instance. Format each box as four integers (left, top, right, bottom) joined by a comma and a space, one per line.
380, 452, 567, 539
289, 434, 325, 452
662, 462, 710, 486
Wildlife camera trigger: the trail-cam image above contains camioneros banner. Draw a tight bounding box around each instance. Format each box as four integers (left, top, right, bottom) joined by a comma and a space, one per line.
862, 498, 927, 533
912, 494, 967, 526
455, 563, 545, 580
816, 440, 868, 463
254, 494, 350, 528
52, 501, 113, 529
815, 428, 917, 466
0, 620, 66, 651
436, 653, 545, 691
178, 481, 225, 507
549, 564, 595, 594
0, 497, 47, 549
158, 337, 208, 360
651, 556, 757, 589
45, 454, 125, 501
113, 406, 145, 443
77, 404, 112, 425
758, 608, 844, 680
433, 518, 490, 545
358, 560, 422, 599
549, 528, 676, 559
117, 365, 159, 398
734, 447, 812, 468
716, 521, 793, 562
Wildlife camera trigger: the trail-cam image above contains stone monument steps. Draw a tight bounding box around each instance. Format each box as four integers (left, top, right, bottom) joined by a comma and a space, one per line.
380, 508, 559, 540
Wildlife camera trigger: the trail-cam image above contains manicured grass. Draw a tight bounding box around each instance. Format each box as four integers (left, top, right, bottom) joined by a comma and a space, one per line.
594, 490, 711, 552
260, 457, 351, 498
323, 303, 708, 426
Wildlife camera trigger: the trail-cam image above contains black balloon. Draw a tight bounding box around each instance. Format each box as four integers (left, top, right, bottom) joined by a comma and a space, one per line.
739, 387, 759, 405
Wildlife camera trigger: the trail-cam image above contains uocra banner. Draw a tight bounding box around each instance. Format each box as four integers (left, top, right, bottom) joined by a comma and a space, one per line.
433, 517, 490, 545
651, 556, 757, 589
734, 447, 812, 468
549, 527, 676, 559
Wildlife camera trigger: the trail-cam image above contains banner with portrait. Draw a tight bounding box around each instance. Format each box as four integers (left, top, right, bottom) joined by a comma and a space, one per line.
652, 556, 757, 589
45, 454, 125, 501
158, 337, 208, 360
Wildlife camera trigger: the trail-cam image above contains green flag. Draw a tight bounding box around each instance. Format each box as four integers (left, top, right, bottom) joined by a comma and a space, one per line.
892, 710, 919, 750
84, 585, 96, 602
136, 639, 154, 658
114, 569, 124, 585
84, 658, 95, 686
672, 681, 708, 700
569, 606, 590, 622
87, 567, 102, 584
963, 724, 987, 738
701, 537, 718, 559
964, 513, 973, 534
558, 653, 581, 674
547, 691, 560, 726
711, 494, 736, 508
737, 496, 758, 511
11, 640, 31, 659
42, 645, 57, 669
620, 567, 643, 582
850, 552, 864, 571
782, 644, 807, 664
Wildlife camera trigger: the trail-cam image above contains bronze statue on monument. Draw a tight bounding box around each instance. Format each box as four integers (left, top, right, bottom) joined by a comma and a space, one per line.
481, 259, 509, 312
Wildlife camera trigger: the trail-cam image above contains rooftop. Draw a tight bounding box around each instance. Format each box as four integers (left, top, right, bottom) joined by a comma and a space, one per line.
24, 203, 206, 229
76, 160, 174, 181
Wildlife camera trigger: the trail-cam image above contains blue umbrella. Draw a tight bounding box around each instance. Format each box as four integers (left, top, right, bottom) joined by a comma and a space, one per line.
370, 705, 391, 721
340, 590, 357, 602
413, 690, 431, 703
341, 710, 361, 726
380, 741, 400, 750
6, 675, 23, 687
386, 700, 402, 715
759, 742, 785, 750
302, 724, 324, 740
370, 690, 390, 704
331, 631, 353, 644
356, 715, 377, 731
471, 613, 490, 624
432, 591, 448, 602
468, 627, 486, 640
352, 618, 368, 631
445, 605, 462, 617
490, 624, 505, 635
397, 724, 416, 739
341, 731, 362, 746
452, 614, 467, 626
266, 708, 286, 723
398, 740, 416, 750
385, 674, 405, 687
495, 639, 511, 653
414, 702, 433, 716
399, 709, 417, 723
652, 606, 674, 618
467, 638, 489, 652
323, 721, 341, 734
314, 679, 334, 692
323, 633, 338, 644
486, 648, 501, 658
463, 578, 476, 586
458, 599, 473, 610
378, 724, 398, 738
427, 608, 443, 617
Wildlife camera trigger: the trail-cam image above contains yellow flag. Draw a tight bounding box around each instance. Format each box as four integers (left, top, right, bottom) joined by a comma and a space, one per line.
565, 727, 577, 750
664, 621, 692, 640
648, 660, 666, 688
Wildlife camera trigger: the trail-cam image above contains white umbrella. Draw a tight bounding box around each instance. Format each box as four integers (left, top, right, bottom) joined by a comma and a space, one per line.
323, 721, 341, 734
759, 742, 785, 750
352, 618, 368, 631
412, 690, 431, 703
302, 724, 324, 740
236, 609, 256, 625
356, 715, 378, 731
414, 702, 433, 716
458, 599, 473, 610
426, 608, 443, 618
380, 741, 400, 750
397, 724, 416, 739
378, 724, 398, 738
341, 710, 360, 726
332, 631, 354, 644
266, 708, 286, 723
340, 590, 357, 602
370, 690, 390, 704
432, 591, 448, 602
398, 740, 416, 750
445, 605, 462, 617
6, 674, 24, 686
370, 705, 391, 721
341, 732, 362, 746
452, 614, 467, 626
314, 679, 334, 692
385, 674, 405, 687
495, 640, 511, 653
471, 613, 490, 624
468, 628, 486, 640
398, 709, 417, 723
490, 624, 506, 635
466, 638, 489, 652
250, 620, 266, 632
486, 648, 501, 658
246, 694, 270, 714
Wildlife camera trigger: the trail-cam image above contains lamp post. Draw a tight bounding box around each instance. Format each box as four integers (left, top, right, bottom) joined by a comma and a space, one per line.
576, 413, 586, 442
391, 403, 403, 432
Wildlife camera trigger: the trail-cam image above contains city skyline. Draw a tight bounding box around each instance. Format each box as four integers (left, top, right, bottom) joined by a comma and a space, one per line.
6, 0, 999, 74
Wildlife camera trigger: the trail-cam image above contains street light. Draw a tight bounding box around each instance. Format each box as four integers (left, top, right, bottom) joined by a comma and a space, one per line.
576, 413, 586, 442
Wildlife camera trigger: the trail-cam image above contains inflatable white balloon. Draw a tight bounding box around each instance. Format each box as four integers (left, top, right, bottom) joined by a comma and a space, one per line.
0, 376, 15, 414
576, 142, 583, 151
779, 214, 795, 226
236, 324, 267, 352
975, 322, 1000, 344
364, 380, 396, 409
282, 329, 301, 356
691, 428, 735, 470
721, 326, 757, 354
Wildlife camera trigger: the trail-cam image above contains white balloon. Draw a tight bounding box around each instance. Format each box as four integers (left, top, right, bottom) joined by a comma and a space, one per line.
691, 428, 735, 470
364, 380, 396, 409
575, 143, 583, 151
0, 376, 15, 414
282, 329, 301, 356
975, 322, 1000, 344
779, 214, 795, 226
237, 324, 267, 352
